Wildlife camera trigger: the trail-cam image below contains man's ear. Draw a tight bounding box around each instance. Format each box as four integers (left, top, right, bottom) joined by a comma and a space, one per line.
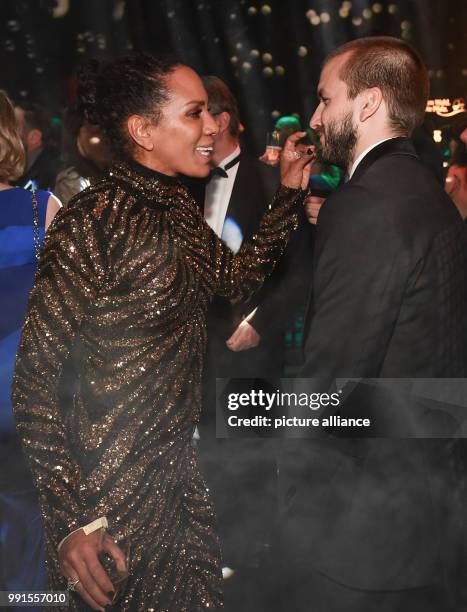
216, 111, 231, 135
127, 115, 155, 151
359, 88, 383, 122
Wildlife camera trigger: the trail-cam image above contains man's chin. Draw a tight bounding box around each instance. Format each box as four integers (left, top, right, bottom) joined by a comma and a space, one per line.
317, 148, 345, 169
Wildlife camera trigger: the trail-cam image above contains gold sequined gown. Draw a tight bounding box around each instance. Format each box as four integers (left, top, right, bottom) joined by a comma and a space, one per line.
12, 160, 303, 611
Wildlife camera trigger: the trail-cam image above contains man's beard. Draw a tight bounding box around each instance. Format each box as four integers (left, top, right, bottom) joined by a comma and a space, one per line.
316, 112, 358, 171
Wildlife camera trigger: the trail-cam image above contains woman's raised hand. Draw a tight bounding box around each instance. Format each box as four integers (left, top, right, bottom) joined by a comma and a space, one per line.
280, 131, 316, 190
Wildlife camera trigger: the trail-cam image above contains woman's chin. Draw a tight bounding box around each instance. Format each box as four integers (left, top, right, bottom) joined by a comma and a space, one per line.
184, 164, 211, 178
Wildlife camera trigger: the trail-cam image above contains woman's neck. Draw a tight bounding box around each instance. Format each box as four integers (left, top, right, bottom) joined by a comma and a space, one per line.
0, 182, 12, 191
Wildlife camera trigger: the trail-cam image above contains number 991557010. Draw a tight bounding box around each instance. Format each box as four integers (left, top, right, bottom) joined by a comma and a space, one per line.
0, 591, 68, 607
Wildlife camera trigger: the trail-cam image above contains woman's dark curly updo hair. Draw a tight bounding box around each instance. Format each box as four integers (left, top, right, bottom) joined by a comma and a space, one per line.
77, 52, 181, 160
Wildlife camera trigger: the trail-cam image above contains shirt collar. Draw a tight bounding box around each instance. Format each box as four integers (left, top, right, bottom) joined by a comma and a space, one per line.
348, 137, 396, 180
218, 145, 241, 170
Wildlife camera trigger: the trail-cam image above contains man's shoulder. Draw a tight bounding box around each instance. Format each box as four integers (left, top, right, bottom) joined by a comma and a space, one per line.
347, 153, 450, 212
320, 154, 462, 245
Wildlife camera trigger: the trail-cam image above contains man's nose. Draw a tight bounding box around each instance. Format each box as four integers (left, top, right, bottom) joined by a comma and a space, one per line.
309, 106, 322, 130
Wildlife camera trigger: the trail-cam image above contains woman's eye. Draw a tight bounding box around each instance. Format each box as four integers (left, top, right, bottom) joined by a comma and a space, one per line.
188, 109, 202, 118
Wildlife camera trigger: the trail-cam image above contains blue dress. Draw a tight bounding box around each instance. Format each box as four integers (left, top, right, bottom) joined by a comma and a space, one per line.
0, 187, 48, 591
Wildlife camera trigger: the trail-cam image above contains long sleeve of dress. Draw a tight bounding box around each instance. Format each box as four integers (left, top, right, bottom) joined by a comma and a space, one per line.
214, 185, 304, 302
170, 183, 304, 305
12, 203, 106, 547
11, 162, 304, 610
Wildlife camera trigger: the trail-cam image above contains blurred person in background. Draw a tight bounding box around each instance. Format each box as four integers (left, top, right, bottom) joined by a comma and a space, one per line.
450, 112, 467, 166
13, 101, 62, 191
444, 113, 467, 222
0, 90, 60, 594
411, 120, 446, 186
54, 107, 109, 207
445, 163, 467, 221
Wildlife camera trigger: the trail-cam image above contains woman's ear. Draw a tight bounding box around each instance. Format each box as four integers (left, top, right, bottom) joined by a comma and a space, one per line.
359, 88, 383, 122
127, 115, 155, 151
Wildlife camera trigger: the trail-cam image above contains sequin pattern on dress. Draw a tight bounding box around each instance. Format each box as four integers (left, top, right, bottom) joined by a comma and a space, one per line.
12, 159, 304, 611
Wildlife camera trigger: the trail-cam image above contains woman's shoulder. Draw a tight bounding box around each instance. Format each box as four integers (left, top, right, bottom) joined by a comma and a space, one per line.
0, 187, 52, 225
56, 177, 124, 228
34, 188, 56, 206
1, 186, 55, 207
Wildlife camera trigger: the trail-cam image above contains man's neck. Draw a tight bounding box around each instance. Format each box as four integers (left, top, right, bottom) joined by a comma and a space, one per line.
348, 131, 401, 176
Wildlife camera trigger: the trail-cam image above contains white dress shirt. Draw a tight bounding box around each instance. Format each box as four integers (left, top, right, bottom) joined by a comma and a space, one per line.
204, 146, 241, 251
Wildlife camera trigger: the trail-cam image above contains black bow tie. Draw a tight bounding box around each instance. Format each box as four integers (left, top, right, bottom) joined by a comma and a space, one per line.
208, 153, 241, 180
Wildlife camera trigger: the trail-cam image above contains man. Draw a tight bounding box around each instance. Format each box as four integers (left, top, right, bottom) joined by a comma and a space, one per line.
14, 102, 62, 190
190, 77, 313, 609
279, 37, 467, 611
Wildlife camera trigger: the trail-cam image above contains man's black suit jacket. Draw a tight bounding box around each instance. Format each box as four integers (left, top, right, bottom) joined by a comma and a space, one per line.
280, 138, 467, 596
302, 137, 466, 379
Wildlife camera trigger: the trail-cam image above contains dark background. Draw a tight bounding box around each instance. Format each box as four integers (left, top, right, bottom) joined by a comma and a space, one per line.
0, 0, 465, 152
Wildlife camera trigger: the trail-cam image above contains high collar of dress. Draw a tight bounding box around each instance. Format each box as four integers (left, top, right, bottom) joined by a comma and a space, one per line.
109, 158, 188, 204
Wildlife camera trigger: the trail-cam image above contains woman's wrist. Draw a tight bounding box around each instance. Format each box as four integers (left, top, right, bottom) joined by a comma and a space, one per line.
57, 516, 108, 552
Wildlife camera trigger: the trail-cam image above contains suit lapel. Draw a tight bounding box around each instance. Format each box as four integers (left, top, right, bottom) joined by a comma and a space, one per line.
225, 156, 265, 240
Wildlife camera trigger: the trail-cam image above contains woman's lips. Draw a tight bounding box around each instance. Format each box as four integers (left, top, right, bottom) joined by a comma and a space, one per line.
195, 146, 214, 160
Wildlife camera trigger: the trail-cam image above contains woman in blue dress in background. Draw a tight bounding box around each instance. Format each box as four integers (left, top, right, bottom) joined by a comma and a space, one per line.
0, 90, 61, 591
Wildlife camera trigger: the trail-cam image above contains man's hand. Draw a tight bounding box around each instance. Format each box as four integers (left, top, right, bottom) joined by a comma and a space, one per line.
59, 528, 127, 611
226, 320, 260, 352
280, 132, 316, 190
305, 194, 325, 225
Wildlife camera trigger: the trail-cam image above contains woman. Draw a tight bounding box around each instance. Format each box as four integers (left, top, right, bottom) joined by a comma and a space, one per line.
12, 54, 312, 611
0, 91, 60, 592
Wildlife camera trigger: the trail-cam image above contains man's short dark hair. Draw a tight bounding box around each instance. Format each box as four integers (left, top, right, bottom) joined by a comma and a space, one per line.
326, 36, 429, 136
20, 103, 52, 144
202, 76, 240, 138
